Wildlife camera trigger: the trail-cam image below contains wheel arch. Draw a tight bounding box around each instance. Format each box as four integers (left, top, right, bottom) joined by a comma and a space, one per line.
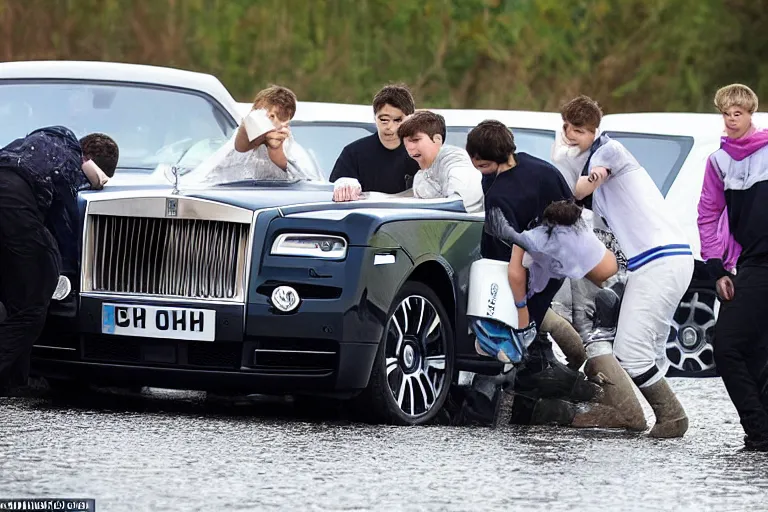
404, 258, 457, 330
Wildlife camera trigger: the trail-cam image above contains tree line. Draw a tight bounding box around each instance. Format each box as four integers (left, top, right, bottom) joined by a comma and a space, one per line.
1, 0, 765, 113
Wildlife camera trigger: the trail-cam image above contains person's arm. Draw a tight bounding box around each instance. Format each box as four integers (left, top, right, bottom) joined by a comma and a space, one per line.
265, 129, 290, 170
234, 123, 262, 153
574, 166, 609, 199
329, 145, 359, 183
697, 155, 734, 296
507, 245, 530, 326
697, 156, 728, 267
586, 249, 618, 286
442, 149, 485, 212
234, 118, 290, 170
330, 145, 363, 201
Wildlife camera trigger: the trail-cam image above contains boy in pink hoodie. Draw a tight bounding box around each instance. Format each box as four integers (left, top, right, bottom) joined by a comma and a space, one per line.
698, 83, 768, 451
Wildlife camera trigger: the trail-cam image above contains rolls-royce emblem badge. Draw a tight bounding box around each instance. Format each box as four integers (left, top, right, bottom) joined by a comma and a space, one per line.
166, 198, 178, 217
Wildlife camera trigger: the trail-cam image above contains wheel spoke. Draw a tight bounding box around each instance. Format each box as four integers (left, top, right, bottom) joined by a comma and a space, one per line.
420, 369, 437, 404
408, 376, 415, 416
396, 372, 408, 407
393, 316, 404, 356
417, 298, 425, 334
401, 300, 410, 334
415, 372, 431, 410
685, 293, 697, 324
425, 355, 445, 370
428, 315, 440, 336
386, 357, 398, 376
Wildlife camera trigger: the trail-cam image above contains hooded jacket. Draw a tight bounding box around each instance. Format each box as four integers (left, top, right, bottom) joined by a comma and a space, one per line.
412, 144, 484, 213
698, 126, 768, 273
0, 126, 88, 278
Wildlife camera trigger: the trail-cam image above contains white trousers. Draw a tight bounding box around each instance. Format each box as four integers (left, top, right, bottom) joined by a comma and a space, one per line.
613, 255, 694, 388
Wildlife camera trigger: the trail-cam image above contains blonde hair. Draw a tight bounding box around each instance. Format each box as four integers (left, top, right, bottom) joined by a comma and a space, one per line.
714, 84, 759, 114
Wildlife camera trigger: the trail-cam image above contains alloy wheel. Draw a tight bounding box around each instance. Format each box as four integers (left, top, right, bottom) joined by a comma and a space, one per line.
383, 294, 447, 418
667, 289, 718, 375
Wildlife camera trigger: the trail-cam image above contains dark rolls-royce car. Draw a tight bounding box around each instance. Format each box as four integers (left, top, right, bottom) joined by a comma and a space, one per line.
32, 176, 502, 425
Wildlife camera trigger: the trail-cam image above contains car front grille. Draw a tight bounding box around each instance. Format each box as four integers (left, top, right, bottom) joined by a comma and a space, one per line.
86, 214, 250, 301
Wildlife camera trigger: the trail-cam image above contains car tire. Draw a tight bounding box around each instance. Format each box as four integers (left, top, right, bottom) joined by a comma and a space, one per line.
45, 378, 91, 394
364, 281, 455, 425
666, 287, 719, 378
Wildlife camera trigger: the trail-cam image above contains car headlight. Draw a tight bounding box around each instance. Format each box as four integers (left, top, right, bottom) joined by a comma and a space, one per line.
271, 233, 348, 259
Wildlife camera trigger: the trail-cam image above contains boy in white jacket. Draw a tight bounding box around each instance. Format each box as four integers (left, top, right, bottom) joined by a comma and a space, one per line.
560, 95, 694, 438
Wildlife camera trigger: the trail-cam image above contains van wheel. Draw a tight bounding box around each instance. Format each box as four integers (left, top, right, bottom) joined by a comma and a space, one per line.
366, 281, 455, 425
666, 288, 718, 377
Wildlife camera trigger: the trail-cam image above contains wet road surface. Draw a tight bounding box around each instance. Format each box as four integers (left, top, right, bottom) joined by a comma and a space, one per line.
1, 378, 767, 511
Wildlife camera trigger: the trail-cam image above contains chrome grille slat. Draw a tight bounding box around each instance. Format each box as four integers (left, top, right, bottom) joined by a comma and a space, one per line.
90, 214, 249, 301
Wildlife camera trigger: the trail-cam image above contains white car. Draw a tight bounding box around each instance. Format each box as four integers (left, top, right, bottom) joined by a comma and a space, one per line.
0, 60, 243, 185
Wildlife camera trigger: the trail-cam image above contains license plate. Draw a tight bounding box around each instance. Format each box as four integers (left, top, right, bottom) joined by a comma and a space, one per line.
101, 304, 216, 341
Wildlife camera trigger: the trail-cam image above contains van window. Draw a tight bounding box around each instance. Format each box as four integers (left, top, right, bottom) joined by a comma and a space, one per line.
607, 133, 694, 196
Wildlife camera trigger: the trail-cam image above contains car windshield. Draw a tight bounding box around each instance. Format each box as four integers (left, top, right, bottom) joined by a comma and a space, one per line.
0, 81, 237, 172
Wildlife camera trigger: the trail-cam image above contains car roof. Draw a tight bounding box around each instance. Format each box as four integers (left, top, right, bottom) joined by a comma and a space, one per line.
240, 101, 562, 130
433, 109, 561, 131
0, 60, 239, 115
238, 101, 373, 123
602, 112, 768, 139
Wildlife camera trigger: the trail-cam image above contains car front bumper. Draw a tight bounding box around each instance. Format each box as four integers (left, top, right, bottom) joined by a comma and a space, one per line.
31, 291, 382, 395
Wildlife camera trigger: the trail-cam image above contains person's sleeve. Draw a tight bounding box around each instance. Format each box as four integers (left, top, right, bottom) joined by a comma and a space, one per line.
580, 230, 609, 275
484, 206, 534, 251
588, 140, 623, 176
550, 127, 585, 192
698, 155, 732, 279
544, 166, 574, 204
329, 145, 359, 183
719, 208, 742, 271
442, 150, 484, 213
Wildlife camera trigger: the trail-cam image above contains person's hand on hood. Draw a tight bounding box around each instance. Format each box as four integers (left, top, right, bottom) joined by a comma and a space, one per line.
82, 159, 110, 190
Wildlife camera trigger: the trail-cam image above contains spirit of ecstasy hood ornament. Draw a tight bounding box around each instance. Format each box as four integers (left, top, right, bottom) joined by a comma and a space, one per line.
171, 165, 180, 195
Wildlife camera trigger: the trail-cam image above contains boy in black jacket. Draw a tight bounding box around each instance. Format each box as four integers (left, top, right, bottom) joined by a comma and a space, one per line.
0, 126, 118, 396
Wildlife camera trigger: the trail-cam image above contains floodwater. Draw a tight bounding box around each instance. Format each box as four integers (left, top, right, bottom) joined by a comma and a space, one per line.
1, 378, 766, 511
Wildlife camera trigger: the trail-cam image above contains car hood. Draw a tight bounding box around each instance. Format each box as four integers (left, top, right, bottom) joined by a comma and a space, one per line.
78, 180, 470, 216
80, 180, 336, 211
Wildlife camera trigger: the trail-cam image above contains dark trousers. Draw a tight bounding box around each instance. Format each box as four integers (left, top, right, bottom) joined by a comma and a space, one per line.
714, 265, 768, 441
528, 277, 564, 328
0, 170, 60, 390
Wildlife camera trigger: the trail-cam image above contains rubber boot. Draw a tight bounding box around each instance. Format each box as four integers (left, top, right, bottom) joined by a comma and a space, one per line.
509, 394, 576, 426
514, 335, 603, 403
570, 402, 644, 429
458, 371, 516, 427
579, 285, 647, 431
639, 377, 689, 438
582, 350, 647, 431
541, 308, 587, 370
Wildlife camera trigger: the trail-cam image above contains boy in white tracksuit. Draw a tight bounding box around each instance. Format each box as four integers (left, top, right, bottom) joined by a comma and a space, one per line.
561, 95, 695, 438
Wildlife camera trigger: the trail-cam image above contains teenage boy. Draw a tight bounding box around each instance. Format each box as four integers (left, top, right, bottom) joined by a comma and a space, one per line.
564, 95, 694, 438
331, 84, 420, 200
698, 83, 768, 451
465, 120, 601, 421
0, 126, 118, 396
396, 111, 484, 213
207, 85, 320, 183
